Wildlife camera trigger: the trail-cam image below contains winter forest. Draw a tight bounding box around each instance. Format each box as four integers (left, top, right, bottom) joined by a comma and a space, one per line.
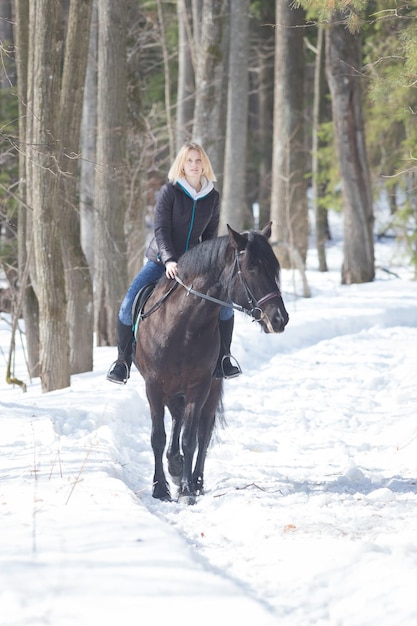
0, 0, 416, 393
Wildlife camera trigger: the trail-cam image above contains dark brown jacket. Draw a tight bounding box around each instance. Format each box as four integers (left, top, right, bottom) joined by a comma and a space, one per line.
146, 181, 220, 265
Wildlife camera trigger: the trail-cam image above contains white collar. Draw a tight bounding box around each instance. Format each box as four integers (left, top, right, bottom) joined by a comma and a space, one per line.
177, 177, 214, 199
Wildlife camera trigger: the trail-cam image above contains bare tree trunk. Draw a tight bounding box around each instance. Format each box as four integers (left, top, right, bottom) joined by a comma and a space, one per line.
252, 4, 275, 229
271, 0, 308, 268
124, 1, 148, 285
80, 0, 98, 276
0, 0, 16, 262
176, 0, 195, 148
95, 0, 128, 346
156, 0, 174, 161
58, 0, 94, 375
124, 157, 146, 284
193, 0, 229, 183
0, 0, 14, 91
312, 24, 329, 272
31, 0, 70, 392
220, 0, 250, 233
326, 10, 374, 284
191, 0, 202, 49
14, 0, 40, 378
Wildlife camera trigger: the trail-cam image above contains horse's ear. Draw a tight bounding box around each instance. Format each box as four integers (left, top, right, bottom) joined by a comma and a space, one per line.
227, 224, 247, 252
260, 222, 272, 239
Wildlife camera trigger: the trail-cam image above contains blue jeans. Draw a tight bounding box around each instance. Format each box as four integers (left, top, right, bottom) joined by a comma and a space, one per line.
119, 261, 165, 326
118, 260, 234, 326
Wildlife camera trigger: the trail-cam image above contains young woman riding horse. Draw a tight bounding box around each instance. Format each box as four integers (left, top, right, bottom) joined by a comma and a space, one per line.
107, 142, 240, 385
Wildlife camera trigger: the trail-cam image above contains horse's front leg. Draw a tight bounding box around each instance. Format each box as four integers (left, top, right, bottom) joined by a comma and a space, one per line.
179, 390, 210, 504
179, 408, 199, 505
166, 396, 185, 485
147, 387, 171, 501
192, 380, 222, 494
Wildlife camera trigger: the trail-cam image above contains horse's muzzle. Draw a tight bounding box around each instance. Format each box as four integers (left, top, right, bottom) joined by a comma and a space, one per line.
258, 296, 289, 334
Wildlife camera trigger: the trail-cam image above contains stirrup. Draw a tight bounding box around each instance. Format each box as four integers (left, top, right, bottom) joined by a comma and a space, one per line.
106, 360, 130, 385
215, 355, 242, 380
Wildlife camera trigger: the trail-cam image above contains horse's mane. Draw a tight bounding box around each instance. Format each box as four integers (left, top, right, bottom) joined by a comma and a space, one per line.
177, 235, 230, 281
177, 230, 281, 284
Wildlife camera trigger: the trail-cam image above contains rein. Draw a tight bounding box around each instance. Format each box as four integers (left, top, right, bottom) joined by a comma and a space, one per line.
140, 281, 179, 320
175, 250, 282, 328
175, 274, 249, 315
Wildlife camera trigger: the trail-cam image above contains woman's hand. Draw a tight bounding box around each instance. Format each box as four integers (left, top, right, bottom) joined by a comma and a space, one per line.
165, 261, 178, 279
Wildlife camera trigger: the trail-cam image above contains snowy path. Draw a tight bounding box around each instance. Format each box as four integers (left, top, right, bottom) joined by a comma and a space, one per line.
1, 267, 417, 625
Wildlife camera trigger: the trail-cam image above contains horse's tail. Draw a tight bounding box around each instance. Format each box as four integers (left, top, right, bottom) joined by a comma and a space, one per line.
211, 383, 226, 445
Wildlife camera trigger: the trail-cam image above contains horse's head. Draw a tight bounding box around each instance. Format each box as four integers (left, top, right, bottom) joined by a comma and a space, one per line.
227, 223, 289, 334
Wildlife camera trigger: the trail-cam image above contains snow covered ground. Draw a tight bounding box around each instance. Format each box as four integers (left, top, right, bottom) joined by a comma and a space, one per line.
1, 214, 417, 625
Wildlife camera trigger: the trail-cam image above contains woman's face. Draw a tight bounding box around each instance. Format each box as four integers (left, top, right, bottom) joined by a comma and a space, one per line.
183, 149, 204, 179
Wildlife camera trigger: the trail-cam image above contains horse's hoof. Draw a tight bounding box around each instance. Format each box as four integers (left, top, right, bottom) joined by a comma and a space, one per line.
178, 483, 199, 505
152, 491, 171, 502
168, 455, 184, 485
152, 481, 171, 502
178, 492, 197, 506
192, 477, 204, 495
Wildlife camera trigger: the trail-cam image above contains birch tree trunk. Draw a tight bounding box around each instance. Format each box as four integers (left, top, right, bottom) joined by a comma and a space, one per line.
326, 10, 375, 284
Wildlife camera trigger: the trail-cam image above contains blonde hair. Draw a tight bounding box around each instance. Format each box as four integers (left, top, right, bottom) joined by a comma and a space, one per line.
168, 142, 217, 184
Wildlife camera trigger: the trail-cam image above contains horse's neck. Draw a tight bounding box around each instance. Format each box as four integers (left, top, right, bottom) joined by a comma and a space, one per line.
189, 265, 230, 300
182, 241, 232, 299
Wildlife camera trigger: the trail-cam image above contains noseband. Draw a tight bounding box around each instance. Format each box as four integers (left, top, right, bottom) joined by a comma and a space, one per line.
175, 249, 282, 330
233, 250, 283, 331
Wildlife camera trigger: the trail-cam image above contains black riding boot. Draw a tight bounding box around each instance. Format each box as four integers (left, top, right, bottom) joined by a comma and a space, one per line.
213, 317, 242, 379
107, 319, 134, 384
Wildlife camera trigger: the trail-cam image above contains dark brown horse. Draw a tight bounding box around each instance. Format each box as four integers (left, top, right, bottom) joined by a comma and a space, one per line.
133, 223, 289, 504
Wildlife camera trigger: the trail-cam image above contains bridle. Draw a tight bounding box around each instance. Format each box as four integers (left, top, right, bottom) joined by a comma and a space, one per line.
175, 249, 283, 331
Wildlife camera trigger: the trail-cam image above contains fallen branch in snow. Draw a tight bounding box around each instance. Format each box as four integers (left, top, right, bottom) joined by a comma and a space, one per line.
213, 482, 285, 498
